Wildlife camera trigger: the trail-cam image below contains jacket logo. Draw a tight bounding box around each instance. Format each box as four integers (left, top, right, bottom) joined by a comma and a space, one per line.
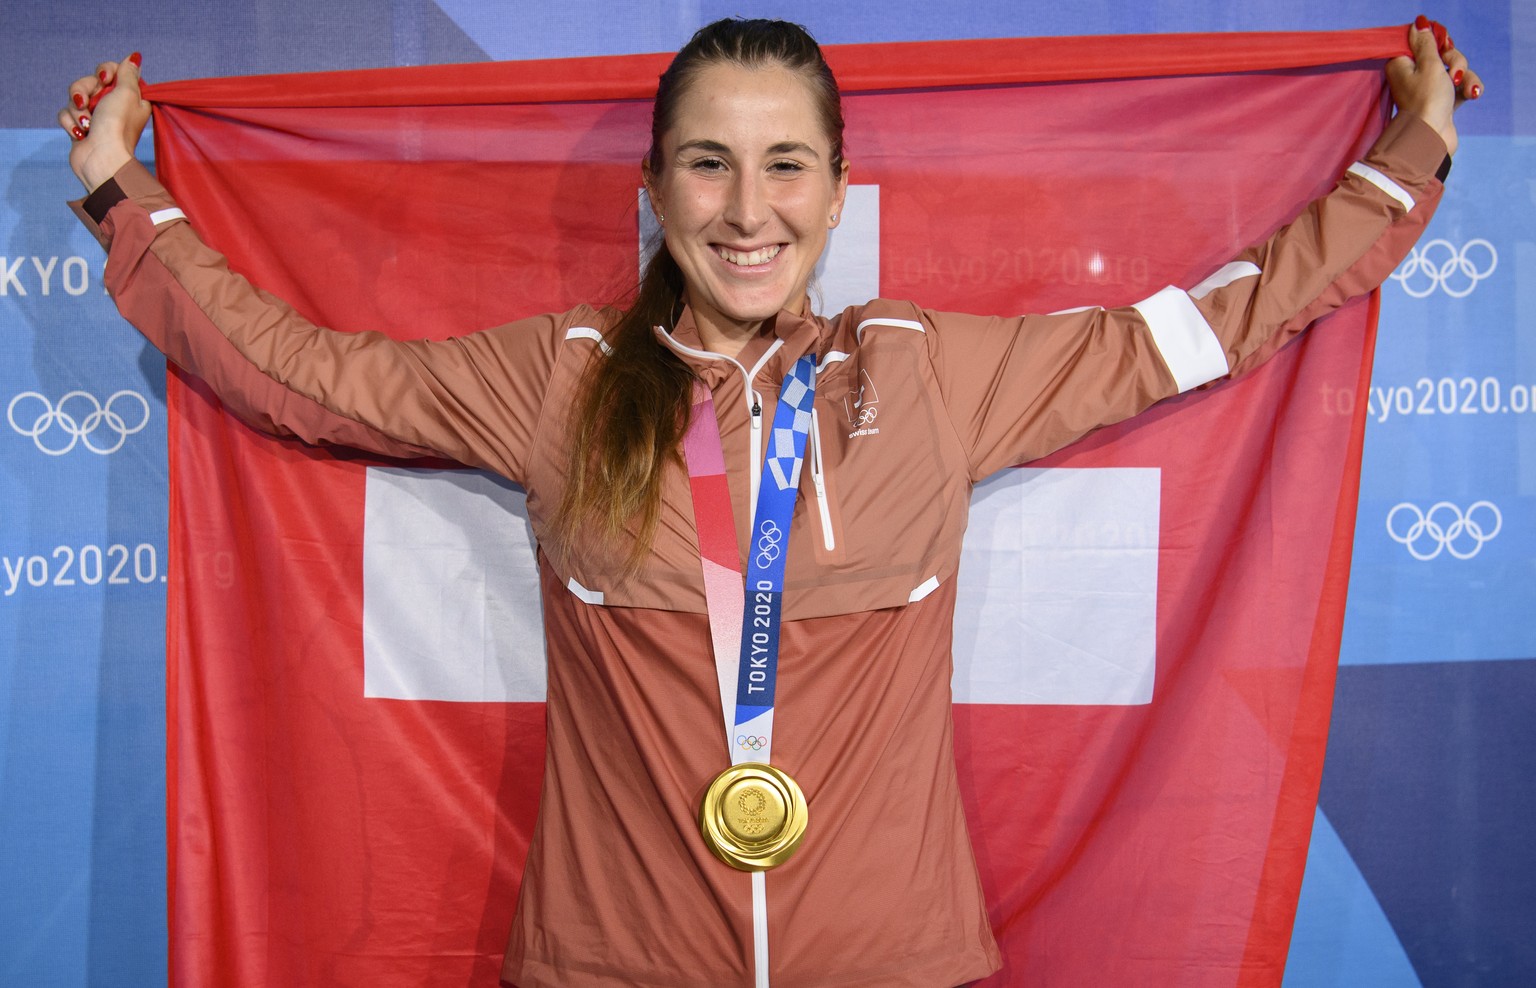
844, 370, 878, 423
843, 369, 881, 437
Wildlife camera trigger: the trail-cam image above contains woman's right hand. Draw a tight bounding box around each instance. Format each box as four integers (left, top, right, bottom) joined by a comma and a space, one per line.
60, 54, 151, 194
1387, 20, 1480, 158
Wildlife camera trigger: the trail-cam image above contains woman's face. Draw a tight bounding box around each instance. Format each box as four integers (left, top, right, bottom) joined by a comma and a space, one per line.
645, 61, 848, 349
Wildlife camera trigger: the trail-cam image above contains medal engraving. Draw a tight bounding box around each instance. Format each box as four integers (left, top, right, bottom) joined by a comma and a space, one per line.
723, 783, 784, 841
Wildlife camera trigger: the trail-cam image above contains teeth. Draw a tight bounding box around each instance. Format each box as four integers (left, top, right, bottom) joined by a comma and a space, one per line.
716, 244, 782, 267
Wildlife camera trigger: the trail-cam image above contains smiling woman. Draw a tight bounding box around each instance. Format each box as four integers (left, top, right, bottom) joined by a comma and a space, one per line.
58, 15, 1476, 988
644, 62, 848, 352
559, 23, 852, 572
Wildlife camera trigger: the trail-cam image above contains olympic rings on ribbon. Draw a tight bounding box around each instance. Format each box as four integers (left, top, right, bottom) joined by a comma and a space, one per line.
857, 406, 878, 426
7, 390, 150, 455
755, 519, 783, 568
1390, 238, 1497, 298
1386, 500, 1502, 560
736, 735, 768, 751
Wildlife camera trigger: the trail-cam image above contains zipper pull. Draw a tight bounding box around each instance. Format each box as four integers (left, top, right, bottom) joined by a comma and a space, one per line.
751, 396, 762, 432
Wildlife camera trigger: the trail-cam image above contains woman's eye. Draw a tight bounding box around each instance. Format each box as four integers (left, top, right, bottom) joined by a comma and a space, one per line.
770, 161, 805, 174
691, 157, 726, 172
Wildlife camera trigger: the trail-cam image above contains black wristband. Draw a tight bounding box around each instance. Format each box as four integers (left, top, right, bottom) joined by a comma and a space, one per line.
82, 179, 128, 225
1435, 154, 1452, 183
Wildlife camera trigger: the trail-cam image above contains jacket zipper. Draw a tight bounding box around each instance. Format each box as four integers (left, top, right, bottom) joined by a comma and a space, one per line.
654, 330, 782, 510
748, 391, 765, 511
739, 347, 781, 510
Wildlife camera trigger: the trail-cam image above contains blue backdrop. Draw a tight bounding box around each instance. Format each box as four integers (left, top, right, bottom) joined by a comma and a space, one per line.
0, 1, 1527, 985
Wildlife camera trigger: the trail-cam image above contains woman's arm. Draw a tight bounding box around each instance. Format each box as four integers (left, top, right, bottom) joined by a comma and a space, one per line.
60, 56, 568, 479
929, 22, 1478, 480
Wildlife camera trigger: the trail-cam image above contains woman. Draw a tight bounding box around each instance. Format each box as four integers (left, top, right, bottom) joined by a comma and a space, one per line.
60, 17, 1476, 988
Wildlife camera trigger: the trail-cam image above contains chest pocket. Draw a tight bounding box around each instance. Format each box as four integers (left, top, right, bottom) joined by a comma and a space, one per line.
783, 336, 972, 620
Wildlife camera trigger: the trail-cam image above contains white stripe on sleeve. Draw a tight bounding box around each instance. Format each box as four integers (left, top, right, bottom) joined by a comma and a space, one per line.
564, 326, 612, 354
148, 208, 187, 226
1346, 162, 1416, 213
1131, 286, 1230, 393
1189, 261, 1261, 300
854, 317, 926, 344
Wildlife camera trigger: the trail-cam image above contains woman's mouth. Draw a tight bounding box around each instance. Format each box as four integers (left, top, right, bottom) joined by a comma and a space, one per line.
714, 244, 783, 268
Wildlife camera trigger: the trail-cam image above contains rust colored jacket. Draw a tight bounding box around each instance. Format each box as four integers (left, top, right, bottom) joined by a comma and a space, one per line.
75, 112, 1446, 987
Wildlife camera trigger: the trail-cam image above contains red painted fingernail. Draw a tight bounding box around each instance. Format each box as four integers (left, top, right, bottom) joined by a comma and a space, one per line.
1453, 70, 1464, 86
128, 52, 142, 67
73, 93, 85, 109
1414, 14, 1430, 30
1471, 84, 1482, 99
71, 126, 84, 141
79, 114, 90, 130
99, 69, 109, 82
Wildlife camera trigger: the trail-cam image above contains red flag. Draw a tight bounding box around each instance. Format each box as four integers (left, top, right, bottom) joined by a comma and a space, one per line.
147, 28, 1407, 987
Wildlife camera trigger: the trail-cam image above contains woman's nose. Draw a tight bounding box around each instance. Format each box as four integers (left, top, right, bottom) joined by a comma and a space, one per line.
723, 173, 767, 233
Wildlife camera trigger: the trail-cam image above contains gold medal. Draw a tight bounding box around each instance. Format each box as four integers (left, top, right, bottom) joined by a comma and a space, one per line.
698, 762, 809, 871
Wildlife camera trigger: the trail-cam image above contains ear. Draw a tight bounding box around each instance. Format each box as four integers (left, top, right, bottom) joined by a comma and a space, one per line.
829, 158, 850, 228
641, 158, 663, 223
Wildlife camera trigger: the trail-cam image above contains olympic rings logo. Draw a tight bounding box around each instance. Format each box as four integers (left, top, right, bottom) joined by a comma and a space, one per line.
857, 406, 878, 426
755, 520, 783, 569
1390, 238, 1497, 298
736, 735, 768, 751
7, 390, 150, 455
1386, 501, 1502, 560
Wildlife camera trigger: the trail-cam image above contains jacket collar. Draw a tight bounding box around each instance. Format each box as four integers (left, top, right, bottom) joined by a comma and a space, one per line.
654, 301, 826, 389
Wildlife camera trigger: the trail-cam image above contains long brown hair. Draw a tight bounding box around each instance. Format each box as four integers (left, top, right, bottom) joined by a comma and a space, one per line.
553, 18, 846, 573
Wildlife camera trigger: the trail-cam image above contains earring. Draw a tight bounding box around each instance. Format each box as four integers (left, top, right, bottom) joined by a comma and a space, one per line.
659, 212, 666, 224
830, 213, 839, 223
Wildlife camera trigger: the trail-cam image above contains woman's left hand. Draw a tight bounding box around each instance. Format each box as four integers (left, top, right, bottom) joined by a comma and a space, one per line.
60, 53, 151, 193
1388, 18, 1481, 157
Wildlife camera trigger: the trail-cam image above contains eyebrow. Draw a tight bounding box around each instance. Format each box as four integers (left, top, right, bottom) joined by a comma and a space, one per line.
675, 139, 823, 160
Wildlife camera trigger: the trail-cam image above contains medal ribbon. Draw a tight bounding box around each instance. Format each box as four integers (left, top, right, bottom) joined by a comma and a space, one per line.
681, 353, 816, 988
682, 354, 817, 766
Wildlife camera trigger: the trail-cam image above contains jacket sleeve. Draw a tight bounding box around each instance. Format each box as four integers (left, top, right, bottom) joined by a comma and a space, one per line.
70, 159, 571, 482
925, 111, 1450, 481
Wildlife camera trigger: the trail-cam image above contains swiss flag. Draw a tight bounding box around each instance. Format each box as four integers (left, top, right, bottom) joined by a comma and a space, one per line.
149, 28, 1404, 987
